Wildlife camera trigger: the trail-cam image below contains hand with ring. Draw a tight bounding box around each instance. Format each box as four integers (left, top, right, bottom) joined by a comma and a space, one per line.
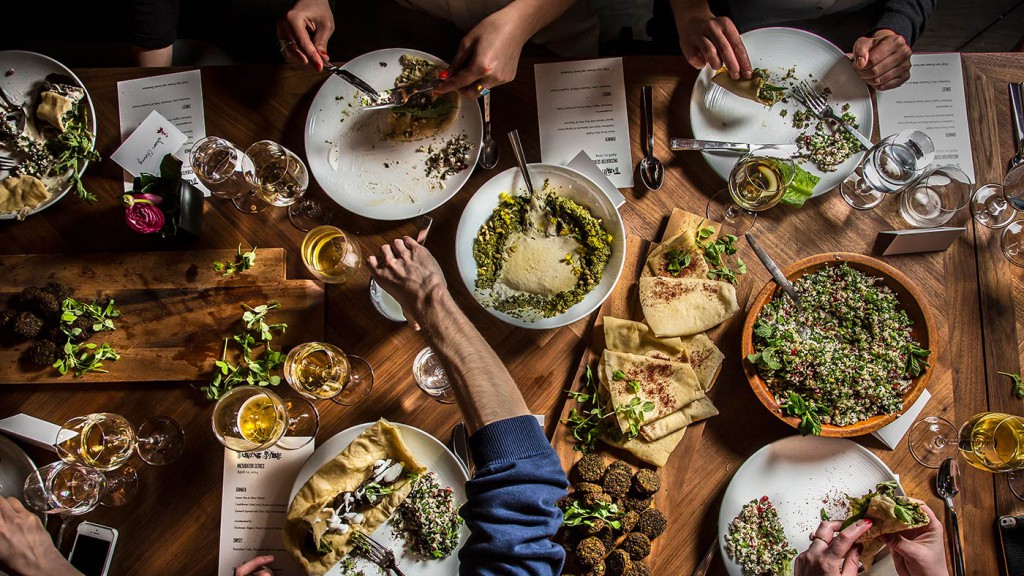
434, 6, 532, 99
276, 0, 334, 72
794, 519, 874, 576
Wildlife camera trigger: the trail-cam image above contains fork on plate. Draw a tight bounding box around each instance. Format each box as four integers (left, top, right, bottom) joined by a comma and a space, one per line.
791, 80, 873, 150
351, 531, 407, 576
0, 156, 18, 171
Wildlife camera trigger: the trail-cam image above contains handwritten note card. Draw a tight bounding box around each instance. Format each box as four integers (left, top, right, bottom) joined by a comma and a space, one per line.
218, 441, 314, 576
876, 53, 975, 181
110, 110, 187, 177
535, 58, 633, 188
117, 70, 209, 194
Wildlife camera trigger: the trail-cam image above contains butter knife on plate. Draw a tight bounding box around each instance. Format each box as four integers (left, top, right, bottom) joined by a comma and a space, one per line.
670, 138, 798, 154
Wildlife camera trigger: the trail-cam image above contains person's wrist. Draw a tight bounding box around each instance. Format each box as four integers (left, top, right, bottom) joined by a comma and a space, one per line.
872, 28, 897, 39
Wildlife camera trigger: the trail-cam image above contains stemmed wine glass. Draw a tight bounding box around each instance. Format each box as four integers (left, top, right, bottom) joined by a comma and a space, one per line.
23, 462, 105, 548
245, 140, 324, 231
285, 341, 375, 406
190, 136, 268, 214
56, 413, 185, 507
706, 146, 795, 234
839, 130, 935, 210
897, 165, 973, 228
211, 386, 319, 451
970, 165, 1024, 228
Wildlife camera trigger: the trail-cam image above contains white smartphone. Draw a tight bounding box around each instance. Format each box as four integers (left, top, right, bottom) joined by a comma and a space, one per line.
68, 522, 118, 576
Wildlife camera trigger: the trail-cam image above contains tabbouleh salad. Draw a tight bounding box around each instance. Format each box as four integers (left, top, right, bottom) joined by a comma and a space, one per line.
747, 264, 930, 431
392, 471, 462, 558
725, 496, 796, 576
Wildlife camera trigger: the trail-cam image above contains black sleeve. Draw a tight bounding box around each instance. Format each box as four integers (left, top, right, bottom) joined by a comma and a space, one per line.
873, 0, 934, 46
129, 0, 181, 50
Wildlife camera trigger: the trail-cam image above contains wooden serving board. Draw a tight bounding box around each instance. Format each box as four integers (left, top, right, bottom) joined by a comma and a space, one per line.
0, 249, 324, 384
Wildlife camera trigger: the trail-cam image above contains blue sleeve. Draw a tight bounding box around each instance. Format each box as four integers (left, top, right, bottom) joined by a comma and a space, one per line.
458, 415, 569, 576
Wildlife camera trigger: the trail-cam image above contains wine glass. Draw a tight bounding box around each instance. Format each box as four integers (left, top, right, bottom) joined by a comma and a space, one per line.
284, 341, 375, 405
971, 184, 1018, 229
413, 347, 455, 404
300, 225, 362, 284
1001, 219, 1024, 268
706, 146, 795, 234
244, 140, 319, 230
189, 136, 268, 214
897, 165, 972, 228
23, 462, 104, 547
907, 415, 960, 468
211, 386, 319, 451
839, 130, 935, 210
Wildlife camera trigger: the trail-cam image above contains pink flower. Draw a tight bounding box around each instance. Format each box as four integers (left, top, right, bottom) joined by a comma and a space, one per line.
122, 194, 165, 234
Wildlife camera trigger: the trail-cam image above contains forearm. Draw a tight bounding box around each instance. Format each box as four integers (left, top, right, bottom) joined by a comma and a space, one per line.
132, 45, 173, 67
419, 289, 530, 433
874, 0, 934, 45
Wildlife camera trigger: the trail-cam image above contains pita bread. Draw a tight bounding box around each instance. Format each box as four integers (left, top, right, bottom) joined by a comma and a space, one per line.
0, 176, 50, 214
602, 317, 723, 391
643, 229, 709, 280
711, 67, 785, 106
283, 420, 426, 575
600, 350, 705, 435
679, 334, 724, 391
640, 276, 738, 337
843, 483, 929, 570
602, 426, 685, 468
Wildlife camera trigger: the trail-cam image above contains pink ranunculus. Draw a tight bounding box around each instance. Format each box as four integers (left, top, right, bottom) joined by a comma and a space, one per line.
122, 194, 165, 234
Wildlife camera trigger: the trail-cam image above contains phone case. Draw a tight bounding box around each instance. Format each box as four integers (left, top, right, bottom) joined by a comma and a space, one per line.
999, 516, 1024, 576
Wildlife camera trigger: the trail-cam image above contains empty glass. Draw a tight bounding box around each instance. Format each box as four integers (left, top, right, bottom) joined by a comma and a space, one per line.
1002, 220, 1024, 268
971, 184, 1018, 229
23, 462, 105, 546
413, 347, 455, 404
898, 166, 972, 227
190, 136, 267, 213
840, 130, 935, 210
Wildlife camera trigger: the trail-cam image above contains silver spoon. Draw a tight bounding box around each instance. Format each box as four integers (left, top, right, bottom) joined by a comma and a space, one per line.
478, 92, 499, 169
1010, 83, 1024, 173
745, 232, 810, 338
508, 129, 548, 233
638, 85, 664, 191
937, 457, 966, 576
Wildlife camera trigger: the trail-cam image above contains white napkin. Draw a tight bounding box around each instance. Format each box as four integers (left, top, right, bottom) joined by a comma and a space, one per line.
871, 389, 932, 450
566, 150, 627, 208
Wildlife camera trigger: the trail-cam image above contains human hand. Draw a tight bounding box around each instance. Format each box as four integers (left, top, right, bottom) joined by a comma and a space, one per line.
794, 519, 874, 576
233, 554, 275, 576
276, 0, 334, 72
434, 8, 530, 99
367, 237, 447, 331
852, 29, 912, 90
878, 503, 948, 576
0, 496, 80, 576
674, 8, 751, 79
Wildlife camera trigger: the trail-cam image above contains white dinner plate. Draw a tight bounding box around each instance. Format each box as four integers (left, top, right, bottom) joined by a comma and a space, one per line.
0, 50, 97, 220
718, 435, 899, 576
304, 48, 482, 220
289, 422, 470, 576
454, 164, 626, 330
689, 27, 874, 197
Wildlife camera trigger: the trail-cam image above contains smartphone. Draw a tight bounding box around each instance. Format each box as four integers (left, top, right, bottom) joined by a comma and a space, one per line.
999, 515, 1024, 576
68, 522, 117, 576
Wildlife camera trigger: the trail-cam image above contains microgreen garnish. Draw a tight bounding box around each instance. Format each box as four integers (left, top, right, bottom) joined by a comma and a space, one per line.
904, 342, 931, 378
564, 367, 611, 453
665, 248, 692, 276
213, 245, 257, 276
695, 225, 746, 284
784, 392, 827, 436
999, 372, 1024, 399
562, 499, 622, 530
50, 105, 100, 202
52, 298, 121, 376
201, 301, 287, 400
820, 508, 830, 521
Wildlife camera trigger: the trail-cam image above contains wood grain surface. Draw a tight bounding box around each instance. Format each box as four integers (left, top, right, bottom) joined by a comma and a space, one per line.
0, 55, 1016, 576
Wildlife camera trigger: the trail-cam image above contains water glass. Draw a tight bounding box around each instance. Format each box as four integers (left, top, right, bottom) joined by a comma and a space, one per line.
413, 347, 455, 404
1002, 220, 1024, 269
840, 130, 935, 210
898, 166, 972, 227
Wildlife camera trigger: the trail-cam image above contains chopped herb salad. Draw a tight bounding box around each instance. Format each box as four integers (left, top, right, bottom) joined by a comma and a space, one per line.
725, 496, 796, 576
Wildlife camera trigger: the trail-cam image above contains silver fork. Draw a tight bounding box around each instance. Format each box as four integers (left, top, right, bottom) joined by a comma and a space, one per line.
351, 532, 407, 576
792, 80, 873, 150
0, 156, 18, 171
362, 77, 443, 110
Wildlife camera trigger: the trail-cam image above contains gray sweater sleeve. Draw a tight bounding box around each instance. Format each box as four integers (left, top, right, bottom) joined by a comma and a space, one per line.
873, 0, 935, 46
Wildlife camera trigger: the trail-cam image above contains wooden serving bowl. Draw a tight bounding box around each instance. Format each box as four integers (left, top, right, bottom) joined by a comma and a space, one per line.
741, 252, 935, 437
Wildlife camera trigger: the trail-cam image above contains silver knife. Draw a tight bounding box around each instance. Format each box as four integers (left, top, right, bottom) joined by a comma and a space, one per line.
451, 422, 473, 477
325, 64, 380, 99
670, 138, 798, 154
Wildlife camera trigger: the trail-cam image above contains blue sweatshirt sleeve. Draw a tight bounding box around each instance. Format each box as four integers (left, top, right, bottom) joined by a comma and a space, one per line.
458, 415, 569, 576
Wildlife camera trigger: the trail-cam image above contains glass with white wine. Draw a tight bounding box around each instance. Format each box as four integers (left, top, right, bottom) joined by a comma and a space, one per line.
706, 146, 795, 234
190, 136, 267, 214
285, 341, 375, 406
211, 386, 319, 451
23, 462, 105, 546
301, 225, 362, 284
244, 140, 324, 231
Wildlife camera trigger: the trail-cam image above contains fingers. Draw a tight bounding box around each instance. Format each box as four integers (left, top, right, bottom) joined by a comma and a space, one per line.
380, 244, 396, 266
840, 545, 862, 576
392, 238, 411, 259
367, 255, 379, 269
437, 62, 486, 95
700, 37, 723, 71
285, 13, 325, 72
0, 496, 14, 520
852, 36, 873, 69
826, 519, 872, 560
714, 19, 751, 79
234, 555, 275, 576
311, 20, 334, 63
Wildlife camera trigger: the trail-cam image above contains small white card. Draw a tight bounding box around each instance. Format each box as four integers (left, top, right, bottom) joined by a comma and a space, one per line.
218, 440, 315, 576
111, 110, 187, 178
566, 150, 627, 208
535, 58, 634, 188
872, 389, 932, 450
876, 54, 975, 181
0, 413, 76, 452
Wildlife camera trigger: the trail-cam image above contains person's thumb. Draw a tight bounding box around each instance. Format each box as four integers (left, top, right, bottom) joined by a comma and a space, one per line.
852, 37, 872, 69
311, 22, 334, 62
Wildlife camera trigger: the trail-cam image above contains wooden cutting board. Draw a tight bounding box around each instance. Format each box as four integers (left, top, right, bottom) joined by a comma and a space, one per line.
0, 249, 324, 384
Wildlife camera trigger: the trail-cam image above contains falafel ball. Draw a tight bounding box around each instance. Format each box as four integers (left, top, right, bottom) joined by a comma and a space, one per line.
595, 527, 616, 550
577, 519, 606, 536
576, 453, 606, 482
43, 281, 73, 302
605, 549, 632, 576
619, 510, 640, 533
581, 492, 613, 508
12, 312, 44, 339
43, 326, 66, 344
620, 533, 651, 560
24, 340, 58, 366
69, 317, 93, 341
602, 468, 632, 498
625, 561, 650, 576
635, 508, 667, 539
582, 563, 607, 576
631, 469, 661, 496
557, 495, 576, 510
30, 292, 61, 320
575, 537, 606, 568
14, 287, 45, 310
622, 495, 653, 512
0, 309, 17, 331
606, 461, 632, 477
575, 482, 603, 495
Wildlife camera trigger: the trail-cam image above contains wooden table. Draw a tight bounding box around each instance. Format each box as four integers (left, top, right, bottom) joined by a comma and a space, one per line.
0, 55, 1019, 576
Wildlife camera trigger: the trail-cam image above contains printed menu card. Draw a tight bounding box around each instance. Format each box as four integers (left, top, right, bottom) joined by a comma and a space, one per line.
218, 440, 314, 576
876, 53, 975, 181
535, 58, 634, 188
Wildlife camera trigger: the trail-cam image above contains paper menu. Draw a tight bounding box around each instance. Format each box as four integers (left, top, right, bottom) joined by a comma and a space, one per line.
535, 58, 634, 188
117, 70, 210, 195
876, 53, 975, 182
218, 441, 314, 576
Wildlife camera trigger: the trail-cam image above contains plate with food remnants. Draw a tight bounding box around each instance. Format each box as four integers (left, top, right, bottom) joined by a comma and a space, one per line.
285, 419, 469, 576
719, 436, 901, 576
454, 163, 626, 329
0, 50, 98, 220
305, 48, 482, 221
689, 27, 874, 198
